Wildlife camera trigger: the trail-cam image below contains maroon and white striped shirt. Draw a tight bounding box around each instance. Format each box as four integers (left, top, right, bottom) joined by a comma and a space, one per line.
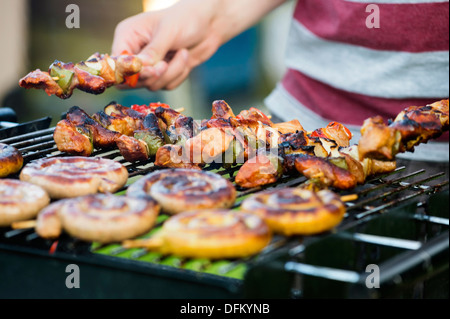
265, 0, 449, 161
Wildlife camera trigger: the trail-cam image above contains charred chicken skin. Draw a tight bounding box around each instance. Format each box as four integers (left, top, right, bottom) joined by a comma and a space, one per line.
359, 99, 449, 161
53, 98, 446, 192
64, 106, 121, 149
53, 119, 94, 157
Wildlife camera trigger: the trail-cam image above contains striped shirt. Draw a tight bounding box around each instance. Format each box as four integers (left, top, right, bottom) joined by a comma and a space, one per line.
265, 0, 449, 162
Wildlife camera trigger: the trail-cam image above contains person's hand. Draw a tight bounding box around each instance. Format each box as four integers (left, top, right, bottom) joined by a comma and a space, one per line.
112, 0, 222, 91
112, 0, 286, 91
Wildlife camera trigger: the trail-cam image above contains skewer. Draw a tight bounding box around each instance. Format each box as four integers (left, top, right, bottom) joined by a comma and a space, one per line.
122, 236, 164, 250
52, 77, 59, 81
340, 194, 358, 202
11, 219, 37, 229
175, 107, 185, 113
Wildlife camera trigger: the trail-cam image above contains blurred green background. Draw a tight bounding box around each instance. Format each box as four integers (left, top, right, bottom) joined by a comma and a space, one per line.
0, 0, 294, 127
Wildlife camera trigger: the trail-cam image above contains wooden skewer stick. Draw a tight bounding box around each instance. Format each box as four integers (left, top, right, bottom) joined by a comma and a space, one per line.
340, 194, 358, 202
11, 219, 37, 230
122, 236, 164, 250
175, 107, 185, 113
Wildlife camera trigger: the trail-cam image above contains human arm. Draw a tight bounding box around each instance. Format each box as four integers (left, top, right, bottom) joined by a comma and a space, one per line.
111, 0, 287, 91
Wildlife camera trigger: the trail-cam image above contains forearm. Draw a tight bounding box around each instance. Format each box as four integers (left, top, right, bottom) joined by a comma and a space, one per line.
112, 0, 287, 90
210, 0, 288, 44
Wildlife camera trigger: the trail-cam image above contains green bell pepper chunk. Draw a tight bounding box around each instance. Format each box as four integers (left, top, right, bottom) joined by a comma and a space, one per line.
134, 130, 165, 157
50, 65, 74, 94
329, 157, 349, 170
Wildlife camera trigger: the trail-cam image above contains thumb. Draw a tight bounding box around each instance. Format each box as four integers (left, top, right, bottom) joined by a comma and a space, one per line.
137, 25, 177, 67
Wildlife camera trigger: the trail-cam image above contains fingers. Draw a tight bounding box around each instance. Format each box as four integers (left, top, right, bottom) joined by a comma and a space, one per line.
137, 61, 169, 88
112, 15, 150, 56
144, 49, 190, 91
135, 18, 178, 67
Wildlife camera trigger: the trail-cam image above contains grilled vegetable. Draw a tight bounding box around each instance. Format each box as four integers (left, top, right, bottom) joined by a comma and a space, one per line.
19, 52, 142, 99
134, 130, 164, 157
49, 63, 74, 94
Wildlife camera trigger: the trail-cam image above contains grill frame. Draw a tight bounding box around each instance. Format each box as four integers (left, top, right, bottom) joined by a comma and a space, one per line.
0, 121, 448, 299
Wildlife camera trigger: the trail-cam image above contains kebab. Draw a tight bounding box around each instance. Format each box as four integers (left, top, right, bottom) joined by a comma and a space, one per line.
53, 106, 121, 157
177, 100, 288, 168
92, 102, 163, 162
54, 103, 168, 162
358, 99, 449, 161
19, 52, 142, 99
237, 99, 449, 190
234, 120, 398, 190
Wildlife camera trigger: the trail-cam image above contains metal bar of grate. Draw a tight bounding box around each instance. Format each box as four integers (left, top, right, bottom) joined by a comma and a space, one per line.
2, 120, 448, 287
348, 172, 446, 212
355, 180, 449, 219
0, 128, 55, 144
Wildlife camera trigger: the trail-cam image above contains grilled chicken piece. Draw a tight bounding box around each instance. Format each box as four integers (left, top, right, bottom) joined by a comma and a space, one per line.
235, 122, 355, 189
18, 69, 64, 97
278, 131, 313, 154
236, 107, 273, 126
272, 119, 304, 134
94, 102, 167, 159
19, 52, 142, 99
341, 145, 397, 178
211, 100, 235, 120
358, 116, 402, 161
337, 151, 366, 184
154, 144, 202, 170
93, 102, 146, 136
104, 102, 145, 119
310, 122, 353, 148
154, 106, 196, 145
235, 153, 283, 189
184, 127, 235, 164
294, 154, 358, 190
359, 99, 449, 161
116, 135, 149, 163
390, 99, 449, 152
65, 106, 121, 149
53, 119, 93, 156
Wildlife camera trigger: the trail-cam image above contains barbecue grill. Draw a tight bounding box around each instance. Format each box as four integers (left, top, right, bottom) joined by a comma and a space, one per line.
0, 112, 448, 299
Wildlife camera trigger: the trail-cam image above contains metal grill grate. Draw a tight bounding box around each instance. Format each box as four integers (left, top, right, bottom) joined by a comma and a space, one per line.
1, 124, 449, 298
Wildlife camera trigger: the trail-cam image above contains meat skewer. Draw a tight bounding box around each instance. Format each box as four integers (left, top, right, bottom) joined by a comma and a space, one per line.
53, 98, 447, 192
19, 52, 142, 99
358, 99, 449, 161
